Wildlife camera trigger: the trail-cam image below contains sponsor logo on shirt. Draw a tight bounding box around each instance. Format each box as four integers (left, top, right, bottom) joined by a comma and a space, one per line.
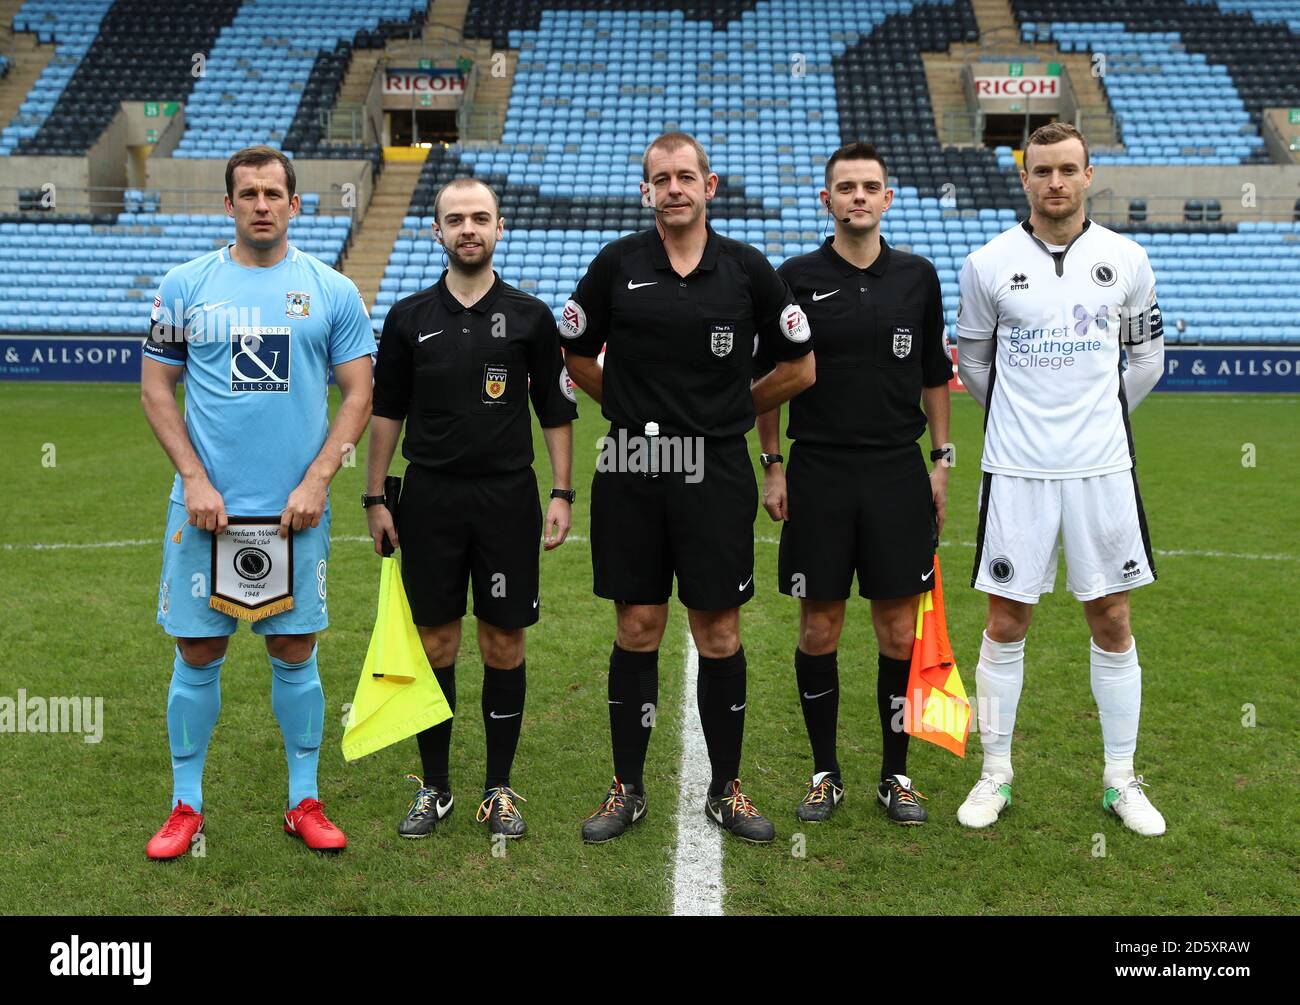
230, 327, 291, 392
559, 366, 577, 403
285, 291, 310, 318
781, 303, 810, 343
560, 299, 586, 339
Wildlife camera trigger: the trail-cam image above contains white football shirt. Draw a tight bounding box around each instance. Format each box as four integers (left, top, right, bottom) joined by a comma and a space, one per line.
957, 219, 1161, 479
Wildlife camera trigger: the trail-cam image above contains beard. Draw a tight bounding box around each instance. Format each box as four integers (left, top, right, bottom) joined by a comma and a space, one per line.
445, 240, 494, 272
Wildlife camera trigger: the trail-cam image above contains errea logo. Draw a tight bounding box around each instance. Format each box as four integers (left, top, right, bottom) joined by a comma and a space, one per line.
1010, 272, 1029, 291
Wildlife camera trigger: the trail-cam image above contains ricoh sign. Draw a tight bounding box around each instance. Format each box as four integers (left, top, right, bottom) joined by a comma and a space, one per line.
973, 76, 1061, 99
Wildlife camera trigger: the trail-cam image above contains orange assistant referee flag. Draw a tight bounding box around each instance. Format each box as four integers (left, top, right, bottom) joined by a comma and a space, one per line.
903, 556, 971, 757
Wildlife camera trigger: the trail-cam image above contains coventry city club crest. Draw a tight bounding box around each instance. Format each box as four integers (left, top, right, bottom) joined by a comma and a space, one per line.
710, 323, 734, 358
285, 291, 310, 318
892, 325, 913, 359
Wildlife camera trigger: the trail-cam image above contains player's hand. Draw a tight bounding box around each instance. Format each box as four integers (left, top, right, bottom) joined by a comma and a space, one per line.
543, 498, 571, 551
929, 465, 949, 536
367, 504, 399, 556
761, 467, 788, 521
280, 476, 327, 538
184, 474, 228, 534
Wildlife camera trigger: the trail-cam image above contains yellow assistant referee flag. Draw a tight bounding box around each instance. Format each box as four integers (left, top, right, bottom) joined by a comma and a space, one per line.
902, 556, 971, 757
341, 555, 452, 762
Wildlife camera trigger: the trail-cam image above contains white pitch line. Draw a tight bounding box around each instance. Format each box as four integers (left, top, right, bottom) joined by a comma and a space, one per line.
671, 628, 724, 917
3, 534, 1295, 564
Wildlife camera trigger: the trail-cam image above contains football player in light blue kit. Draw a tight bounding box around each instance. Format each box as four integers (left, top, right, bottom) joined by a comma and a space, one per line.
140, 146, 374, 859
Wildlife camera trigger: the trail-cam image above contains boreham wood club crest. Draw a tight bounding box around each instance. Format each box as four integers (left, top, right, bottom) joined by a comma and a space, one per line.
892, 325, 912, 359
710, 323, 734, 358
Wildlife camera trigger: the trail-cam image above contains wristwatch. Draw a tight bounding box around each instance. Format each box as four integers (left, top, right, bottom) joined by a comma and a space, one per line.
362, 492, 386, 508
550, 488, 576, 503
759, 452, 784, 470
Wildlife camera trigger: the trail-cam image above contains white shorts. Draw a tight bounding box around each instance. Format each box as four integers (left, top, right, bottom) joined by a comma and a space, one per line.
971, 470, 1156, 603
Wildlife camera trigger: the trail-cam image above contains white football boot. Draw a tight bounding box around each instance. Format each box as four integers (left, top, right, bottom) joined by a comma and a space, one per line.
956, 772, 1012, 828
1103, 775, 1166, 836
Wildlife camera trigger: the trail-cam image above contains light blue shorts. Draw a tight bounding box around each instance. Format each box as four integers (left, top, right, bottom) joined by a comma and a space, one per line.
156, 499, 331, 639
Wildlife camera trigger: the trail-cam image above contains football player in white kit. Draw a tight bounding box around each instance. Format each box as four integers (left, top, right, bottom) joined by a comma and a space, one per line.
955, 123, 1166, 836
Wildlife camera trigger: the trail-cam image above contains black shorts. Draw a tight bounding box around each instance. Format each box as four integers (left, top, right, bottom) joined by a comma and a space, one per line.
778, 442, 937, 601
590, 431, 757, 610
397, 464, 542, 630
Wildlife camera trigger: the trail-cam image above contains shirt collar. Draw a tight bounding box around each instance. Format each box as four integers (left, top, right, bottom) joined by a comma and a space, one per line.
437, 270, 503, 313
646, 222, 721, 273
819, 235, 892, 277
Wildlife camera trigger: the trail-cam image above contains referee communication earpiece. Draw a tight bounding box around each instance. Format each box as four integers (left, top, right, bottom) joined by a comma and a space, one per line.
824, 197, 852, 225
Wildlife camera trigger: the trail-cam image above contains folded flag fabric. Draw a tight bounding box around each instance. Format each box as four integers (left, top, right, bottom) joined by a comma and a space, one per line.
341, 555, 452, 762
903, 555, 971, 758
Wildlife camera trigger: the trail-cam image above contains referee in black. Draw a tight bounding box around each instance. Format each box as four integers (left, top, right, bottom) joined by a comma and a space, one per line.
366, 176, 577, 841
757, 142, 952, 826
563, 132, 815, 845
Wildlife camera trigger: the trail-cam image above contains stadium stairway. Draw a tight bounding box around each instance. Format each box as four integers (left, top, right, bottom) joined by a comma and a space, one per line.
0, 0, 57, 138
341, 156, 426, 308
925, 0, 1119, 148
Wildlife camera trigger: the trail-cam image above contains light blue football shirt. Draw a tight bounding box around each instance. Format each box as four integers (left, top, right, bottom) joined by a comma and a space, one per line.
144, 243, 375, 514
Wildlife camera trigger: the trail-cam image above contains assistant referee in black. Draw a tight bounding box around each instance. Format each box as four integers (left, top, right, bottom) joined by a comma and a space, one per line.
757, 142, 952, 826
563, 132, 815, 845
366, 176, 577, 841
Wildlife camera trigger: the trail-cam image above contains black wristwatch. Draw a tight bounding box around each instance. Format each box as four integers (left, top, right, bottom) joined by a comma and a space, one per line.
362, 492, 386, 509
930, 446, 954, 465
550, 488, 576, 503
759, 452, 784, 470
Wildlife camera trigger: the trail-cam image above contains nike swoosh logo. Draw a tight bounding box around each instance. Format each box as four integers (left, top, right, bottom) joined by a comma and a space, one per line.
738, 574, 753, 591
171, 760, 184, 769
730, 703, 746, 712
183, 299, 235, 318
435, 797, 453, 819
921, 568, 935, 582
803, 689, 834, 700
532, 597, 539, 609
417, 330, 443, 342
811, 290, 839, 301
627, 281, 657, 290
295, 750, 314, 759
489, 711, 522, 719
608, 700, 623, 705
632, 802, 647, 822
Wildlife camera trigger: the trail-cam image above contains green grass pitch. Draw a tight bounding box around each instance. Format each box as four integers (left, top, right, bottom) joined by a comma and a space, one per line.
0, 384, 1296, 915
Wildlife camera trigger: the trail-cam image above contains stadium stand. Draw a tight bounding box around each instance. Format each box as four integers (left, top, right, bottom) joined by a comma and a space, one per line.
1, 0, 115, 155
0, 214, 352, 334
173, 0, 423, 160
0, 0, 1298, 350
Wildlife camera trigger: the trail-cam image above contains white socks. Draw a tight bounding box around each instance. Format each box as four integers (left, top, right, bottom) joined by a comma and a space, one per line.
975, 630, 1025, 779
1090, 637, 1142, 786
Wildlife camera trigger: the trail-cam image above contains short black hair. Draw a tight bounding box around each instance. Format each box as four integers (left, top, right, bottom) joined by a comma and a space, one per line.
225, 145, 296, 200
824, 142, 888, 189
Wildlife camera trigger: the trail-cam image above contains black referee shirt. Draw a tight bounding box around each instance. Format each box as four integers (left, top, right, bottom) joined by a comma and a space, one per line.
560, 223, 812, 439
373, 271, 577, 474
764, 237, 951, 448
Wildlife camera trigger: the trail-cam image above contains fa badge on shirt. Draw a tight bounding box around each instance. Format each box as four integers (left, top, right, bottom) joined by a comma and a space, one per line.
285, 291, 310, 318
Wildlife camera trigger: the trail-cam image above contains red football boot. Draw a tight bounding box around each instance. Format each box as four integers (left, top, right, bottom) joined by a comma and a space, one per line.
146, 800, 204, 860
284, 797, 347, 852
